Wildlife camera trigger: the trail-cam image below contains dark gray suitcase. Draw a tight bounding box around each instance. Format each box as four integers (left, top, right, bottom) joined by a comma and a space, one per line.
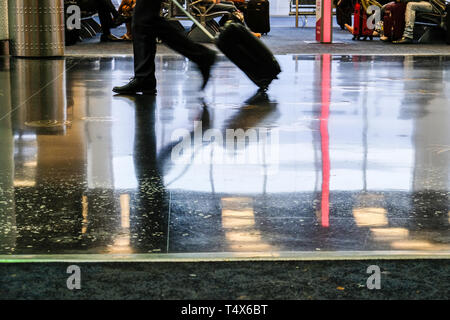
216, 23, 281, 90
171, 0, 281, 91
246, 0, 270, 34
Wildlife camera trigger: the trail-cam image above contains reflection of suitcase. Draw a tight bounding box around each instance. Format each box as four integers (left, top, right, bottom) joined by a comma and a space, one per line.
383, 2, 407, 41
217, 23, 280, 89
352, 2, 374, 40
171, 0, 281, 90
246, 0, 270, 34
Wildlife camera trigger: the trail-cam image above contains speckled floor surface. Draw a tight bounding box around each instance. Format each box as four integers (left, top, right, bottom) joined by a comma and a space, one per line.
0, 54, 448, 261
1, 260, 449, 299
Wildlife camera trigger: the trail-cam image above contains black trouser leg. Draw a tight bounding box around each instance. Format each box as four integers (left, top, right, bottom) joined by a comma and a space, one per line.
133, 16, 211, 71
132, 0, 213, 87
103, 0, 120, 18
143, 17, 212, 64
133, 18, 213, 85
132, 21, 157, 87
97, 6, 114, 35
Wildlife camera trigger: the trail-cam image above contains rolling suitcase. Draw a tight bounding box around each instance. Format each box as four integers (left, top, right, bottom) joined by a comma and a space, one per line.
246, 0, 270, 34
216, 23, 280, 89
352, 1, 374, 40
171, 0, 281, 91
383, 2, 407, 41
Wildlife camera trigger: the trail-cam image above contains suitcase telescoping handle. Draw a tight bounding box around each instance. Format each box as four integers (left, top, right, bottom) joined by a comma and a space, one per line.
170, 0, 215, 41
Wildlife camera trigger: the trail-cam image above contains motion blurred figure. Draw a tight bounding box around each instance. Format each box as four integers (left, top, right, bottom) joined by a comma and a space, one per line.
113, 0, 217, 95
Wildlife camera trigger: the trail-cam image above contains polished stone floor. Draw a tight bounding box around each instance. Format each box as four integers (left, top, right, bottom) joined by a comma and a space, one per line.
0, 55, 449, 259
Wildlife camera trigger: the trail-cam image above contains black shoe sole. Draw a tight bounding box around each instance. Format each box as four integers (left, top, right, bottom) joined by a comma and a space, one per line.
392, 39, 413, 44
101, 36, 125, 43
112, 89, 157, 95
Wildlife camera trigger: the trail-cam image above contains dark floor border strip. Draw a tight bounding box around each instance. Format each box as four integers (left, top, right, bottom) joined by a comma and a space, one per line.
1, 250, 449, 263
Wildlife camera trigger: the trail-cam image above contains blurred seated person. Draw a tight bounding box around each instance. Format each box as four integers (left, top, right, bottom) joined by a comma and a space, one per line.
118, 0, 136, 41
197, 0, 261, 37
393, 0, 446, 43
343, 0, 446, 43
198, 0, 244, 22
77, 0, 128, 42
200, 0, 240, 13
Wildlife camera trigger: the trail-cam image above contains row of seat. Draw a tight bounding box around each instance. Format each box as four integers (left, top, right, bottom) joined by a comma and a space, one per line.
66, 0, 448, 44
288, 0, 449, 43
415, 11, 449, 43
64, 0, 232, 43
164, 0, 234, 41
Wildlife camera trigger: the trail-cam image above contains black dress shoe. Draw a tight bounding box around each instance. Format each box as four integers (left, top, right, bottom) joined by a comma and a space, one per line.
100, 34, 124, 42
197, 50, 217, 90
393, 37, 413, 44
113, 78, 157, 95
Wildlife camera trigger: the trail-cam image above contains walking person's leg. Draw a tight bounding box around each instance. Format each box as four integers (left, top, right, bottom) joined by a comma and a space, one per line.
147, 16, 216, 72
113, 0, 217, 95
103, 0, 120, 18
132, 16, 158, 92
113, 0, 158, 94
97, 6, 114, 38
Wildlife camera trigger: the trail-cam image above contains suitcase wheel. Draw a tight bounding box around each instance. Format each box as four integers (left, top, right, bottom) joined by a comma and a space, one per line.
258, 86, 269, 93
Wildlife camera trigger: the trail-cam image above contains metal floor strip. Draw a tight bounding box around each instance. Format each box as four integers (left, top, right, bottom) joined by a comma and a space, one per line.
1, 250, 449, 263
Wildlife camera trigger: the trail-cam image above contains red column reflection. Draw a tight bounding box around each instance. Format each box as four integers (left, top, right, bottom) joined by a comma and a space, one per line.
320, 54, 331, 227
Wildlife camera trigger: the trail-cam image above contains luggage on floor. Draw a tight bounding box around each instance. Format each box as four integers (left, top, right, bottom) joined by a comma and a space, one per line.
335, 0, 354, 29
216, 22, 281, 90
170, 0, 281, 91
352, 1, 374, 40
383, 1, 407, 41
246, 0, 271, 34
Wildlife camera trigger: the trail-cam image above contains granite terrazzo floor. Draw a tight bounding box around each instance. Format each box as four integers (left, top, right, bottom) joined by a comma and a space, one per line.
1, 260, 449, 299
0, 54, 448, 261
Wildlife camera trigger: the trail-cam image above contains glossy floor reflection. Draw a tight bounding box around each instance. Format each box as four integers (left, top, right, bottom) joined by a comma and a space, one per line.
0, 55, 449, 258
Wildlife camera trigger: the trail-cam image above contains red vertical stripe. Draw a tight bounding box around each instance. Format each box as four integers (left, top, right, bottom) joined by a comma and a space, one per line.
320, 55, 331, 227
322, 0, 333, 43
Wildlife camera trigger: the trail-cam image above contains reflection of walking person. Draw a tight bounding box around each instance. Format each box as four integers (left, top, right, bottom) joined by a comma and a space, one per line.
113, 0, 217, 95
131, 95, 169, 252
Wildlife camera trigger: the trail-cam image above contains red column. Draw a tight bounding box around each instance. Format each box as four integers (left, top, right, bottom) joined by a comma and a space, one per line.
316, 0, 333, 43
320, 54, 331, 227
